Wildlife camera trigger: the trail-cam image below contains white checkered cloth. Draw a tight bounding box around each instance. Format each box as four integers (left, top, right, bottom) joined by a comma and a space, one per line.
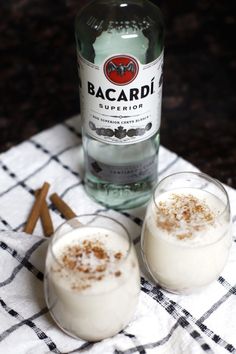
0, 116, 236, 354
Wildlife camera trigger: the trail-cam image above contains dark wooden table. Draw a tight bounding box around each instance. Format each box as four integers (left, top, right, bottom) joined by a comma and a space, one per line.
0, 0, 235, 187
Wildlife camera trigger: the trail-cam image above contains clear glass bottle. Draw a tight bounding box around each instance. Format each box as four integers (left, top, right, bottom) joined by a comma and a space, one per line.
75, 0, 164, 210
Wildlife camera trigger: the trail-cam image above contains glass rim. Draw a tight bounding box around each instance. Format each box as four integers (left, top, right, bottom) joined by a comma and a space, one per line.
152, 171, 230, 226
49, 213, 132, 269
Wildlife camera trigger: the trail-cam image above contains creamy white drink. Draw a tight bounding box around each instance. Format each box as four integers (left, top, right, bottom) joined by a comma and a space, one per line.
142, 188, 231, 294
45, 225, 140, 341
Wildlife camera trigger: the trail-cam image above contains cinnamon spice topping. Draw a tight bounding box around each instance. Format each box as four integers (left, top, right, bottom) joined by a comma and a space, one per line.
57, 238, 124, 290
114, 252, 122, 260
155, 193, 215, 239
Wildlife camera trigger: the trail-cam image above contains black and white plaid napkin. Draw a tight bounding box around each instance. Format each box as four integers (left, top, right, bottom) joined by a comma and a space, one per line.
0, 116, 236, 354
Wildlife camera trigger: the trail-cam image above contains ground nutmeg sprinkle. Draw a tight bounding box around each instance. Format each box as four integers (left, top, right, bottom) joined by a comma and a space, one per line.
57, 239, 124, 289
155, 193, 215, 239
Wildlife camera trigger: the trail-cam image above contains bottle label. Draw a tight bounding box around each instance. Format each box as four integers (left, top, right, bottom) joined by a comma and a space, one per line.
87, 154, 157, 184
78, 51, 163, 145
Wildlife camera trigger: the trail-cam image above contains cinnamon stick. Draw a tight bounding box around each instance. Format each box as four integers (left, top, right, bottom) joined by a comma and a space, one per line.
50, 193, 77, 220
24, 182, 50, 234
35, 189, 54, 237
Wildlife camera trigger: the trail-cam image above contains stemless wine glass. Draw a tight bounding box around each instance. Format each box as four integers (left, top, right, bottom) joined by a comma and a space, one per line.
141, 171, 232, 294
44, 214, 140, 341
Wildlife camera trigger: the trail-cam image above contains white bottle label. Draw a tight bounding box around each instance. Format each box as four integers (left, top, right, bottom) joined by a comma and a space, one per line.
78, 52, 163, 145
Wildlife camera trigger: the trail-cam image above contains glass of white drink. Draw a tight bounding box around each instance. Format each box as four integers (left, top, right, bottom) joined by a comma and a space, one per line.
44, 214, 140, 341
141, 172, 232, 294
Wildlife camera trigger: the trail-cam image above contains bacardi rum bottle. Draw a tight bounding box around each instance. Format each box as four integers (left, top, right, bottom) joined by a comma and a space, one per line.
75, 0, 164, 209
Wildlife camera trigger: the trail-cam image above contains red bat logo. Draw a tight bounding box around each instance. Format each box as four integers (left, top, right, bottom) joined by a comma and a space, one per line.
107, 61, 135, 77
104, 55, 139, 85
